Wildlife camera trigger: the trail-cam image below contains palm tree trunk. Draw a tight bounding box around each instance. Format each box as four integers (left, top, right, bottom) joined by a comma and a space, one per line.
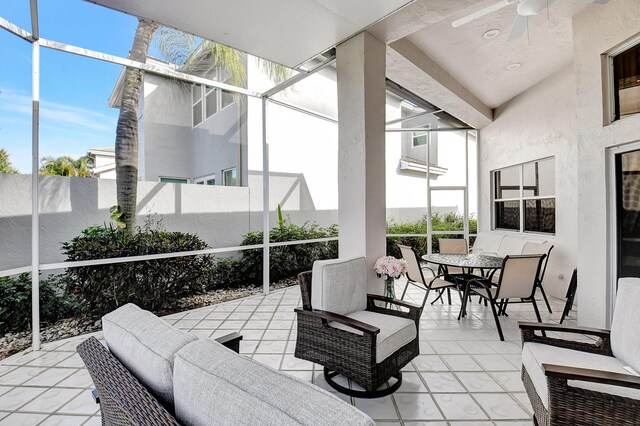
115, 19, 158, 235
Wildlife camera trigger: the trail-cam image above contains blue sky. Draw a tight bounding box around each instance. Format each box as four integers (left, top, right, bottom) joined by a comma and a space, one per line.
0, 1, 149, 173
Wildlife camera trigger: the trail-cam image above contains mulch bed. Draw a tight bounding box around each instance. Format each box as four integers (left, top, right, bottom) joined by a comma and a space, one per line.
1, 278, 297, 360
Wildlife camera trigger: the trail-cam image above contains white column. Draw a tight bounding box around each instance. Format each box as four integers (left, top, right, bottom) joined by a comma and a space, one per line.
337, 32, 386, 294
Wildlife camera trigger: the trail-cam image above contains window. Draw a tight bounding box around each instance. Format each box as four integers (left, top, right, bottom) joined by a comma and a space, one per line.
192, 85, 203, 127
222, 167, 237, 186
194, 174, 216, 185
221, 89, 234, 110
205, 86, 218, 118
160, 177, 189, 184
613, 43, 640, 120
492, 157, 555, 234
412, 131, 427, 147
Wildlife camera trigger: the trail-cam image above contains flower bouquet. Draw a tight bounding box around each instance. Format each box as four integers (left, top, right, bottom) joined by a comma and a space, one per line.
374, 256, 408, 300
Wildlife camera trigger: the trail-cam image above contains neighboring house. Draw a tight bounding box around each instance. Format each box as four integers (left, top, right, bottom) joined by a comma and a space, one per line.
87, 146, 116, 179
105, 53, 475, 224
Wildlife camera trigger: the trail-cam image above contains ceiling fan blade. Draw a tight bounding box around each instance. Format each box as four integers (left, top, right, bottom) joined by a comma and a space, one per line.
507, 14, 528, 41
572, 0, 608, 4
451, 0, 515, 28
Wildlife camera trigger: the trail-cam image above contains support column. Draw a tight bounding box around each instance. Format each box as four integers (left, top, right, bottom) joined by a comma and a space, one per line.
337, 32, 386, 294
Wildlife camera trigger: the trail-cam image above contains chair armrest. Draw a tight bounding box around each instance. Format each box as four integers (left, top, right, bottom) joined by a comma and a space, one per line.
294, 308, 380, 335
367, 294, 422, 310
214, 332, 243, 353
519, 321, 612, 355
543, 363, 640, 390
519, 321, 611, 339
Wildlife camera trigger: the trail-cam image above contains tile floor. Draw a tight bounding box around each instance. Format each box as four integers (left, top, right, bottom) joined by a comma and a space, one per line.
0, 281, 581, 425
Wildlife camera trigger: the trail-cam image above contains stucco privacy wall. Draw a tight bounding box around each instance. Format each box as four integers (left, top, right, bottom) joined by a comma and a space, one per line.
478, 64, 578, 300
0, 175, 253, 271
574, 0, 640, 328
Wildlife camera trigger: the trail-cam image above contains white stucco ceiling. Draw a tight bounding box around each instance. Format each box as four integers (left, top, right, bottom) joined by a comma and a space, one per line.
404, 0, 589, 108
87, 0, 412, 69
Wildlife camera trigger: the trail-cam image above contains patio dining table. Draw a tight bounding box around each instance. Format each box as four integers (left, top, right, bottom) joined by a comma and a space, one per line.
421, 253, 504, 317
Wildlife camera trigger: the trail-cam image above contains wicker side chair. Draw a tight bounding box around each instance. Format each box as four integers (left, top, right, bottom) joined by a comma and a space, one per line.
295, 257, 422, 398
519, 277, 640, 426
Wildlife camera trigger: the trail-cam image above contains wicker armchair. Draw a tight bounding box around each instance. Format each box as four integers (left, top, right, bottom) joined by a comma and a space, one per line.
294, 257, 422, 398
519, 277, 640, 426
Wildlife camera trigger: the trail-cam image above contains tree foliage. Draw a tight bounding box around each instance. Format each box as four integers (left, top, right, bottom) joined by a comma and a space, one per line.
39, 155, 94, 177
0, 148, 18, 174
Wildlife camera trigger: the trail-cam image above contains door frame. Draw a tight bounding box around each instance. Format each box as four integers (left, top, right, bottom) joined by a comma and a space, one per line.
607, 140, 640, 326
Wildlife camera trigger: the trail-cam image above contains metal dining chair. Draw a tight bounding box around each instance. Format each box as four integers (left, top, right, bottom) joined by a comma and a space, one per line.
459, 254, 546, 341
397, 244, 461, 307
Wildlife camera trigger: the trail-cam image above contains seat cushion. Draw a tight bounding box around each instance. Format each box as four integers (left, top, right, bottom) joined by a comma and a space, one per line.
173, 339, 374, 426
329, 310, 417, 363
102, 303, 197, 408
311, 257, 367, 315
522, 342, 640, 409
611, 278, 640, 373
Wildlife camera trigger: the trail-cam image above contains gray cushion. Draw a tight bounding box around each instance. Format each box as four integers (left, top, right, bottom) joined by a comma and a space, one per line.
329, 310, 416, 363
311, 257, 367, 315
470, 232, 504, 255
611, 278, 640, 373
522, 342, 640, 409
173, 339, 375, 426
102, 303, 197, 408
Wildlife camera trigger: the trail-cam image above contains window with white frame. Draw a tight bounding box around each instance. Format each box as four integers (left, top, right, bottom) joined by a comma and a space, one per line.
205, 86, 218, 118
606, 36, 640, 123
412, 131, 427, 147
160, 176, 189, 184
194, 174, 216, 185
492, 157, 555, 234
192, 85, 203, 127
192, 84, 235, 127
222, 167, 237, 186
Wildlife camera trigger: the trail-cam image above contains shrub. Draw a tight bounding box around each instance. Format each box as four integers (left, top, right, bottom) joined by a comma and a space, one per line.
209, 257, 250, 289
210, 221, 338, 288
386, 212, 478, 258
0, 273, 80, 334
63, 223, 213, 316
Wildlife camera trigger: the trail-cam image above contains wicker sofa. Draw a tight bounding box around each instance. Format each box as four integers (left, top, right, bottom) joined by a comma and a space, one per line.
78, 303, 374, 426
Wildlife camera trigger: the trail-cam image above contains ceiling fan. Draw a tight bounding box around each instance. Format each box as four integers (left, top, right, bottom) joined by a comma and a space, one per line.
451, 0, 609, 42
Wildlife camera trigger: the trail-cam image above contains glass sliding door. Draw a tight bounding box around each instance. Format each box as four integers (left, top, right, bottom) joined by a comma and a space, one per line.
616, 149, 640, 279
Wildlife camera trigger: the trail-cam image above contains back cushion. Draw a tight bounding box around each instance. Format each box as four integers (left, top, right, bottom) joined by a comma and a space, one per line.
496, 235, 526, 257
174, 339, 374, 426
102, 303, 197, 408
311, 257, 367, 315
471, 232, 504, 254
611, 278, 640, 373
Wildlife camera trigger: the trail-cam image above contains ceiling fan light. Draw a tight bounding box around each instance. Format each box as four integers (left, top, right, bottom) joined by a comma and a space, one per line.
483, 29, 501, 39
517, 0, 548, 16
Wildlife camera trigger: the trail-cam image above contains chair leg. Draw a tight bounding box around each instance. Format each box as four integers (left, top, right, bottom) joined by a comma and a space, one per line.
430, 288, 444, 305
458, 284, 471, 320
447, 288, 451, 305
401, 281, 409, 301
489, 299, 504, 341
531, 298, 546, 338
537, 283, 553, 314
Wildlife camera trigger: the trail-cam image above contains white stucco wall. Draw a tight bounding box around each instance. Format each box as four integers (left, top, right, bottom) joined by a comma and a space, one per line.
573, 0, 640, 327
0, 175, 253, 271
478, 64, 578, 300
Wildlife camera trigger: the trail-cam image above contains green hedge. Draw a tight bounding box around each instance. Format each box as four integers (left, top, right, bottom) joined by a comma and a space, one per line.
386, 212, 477, 258
209, 222, 338, 289
62, 224, 213, 316
0, 273, 80, 334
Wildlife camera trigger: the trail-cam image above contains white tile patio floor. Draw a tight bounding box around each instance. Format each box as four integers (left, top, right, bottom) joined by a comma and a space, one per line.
0, 281, 581, 425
